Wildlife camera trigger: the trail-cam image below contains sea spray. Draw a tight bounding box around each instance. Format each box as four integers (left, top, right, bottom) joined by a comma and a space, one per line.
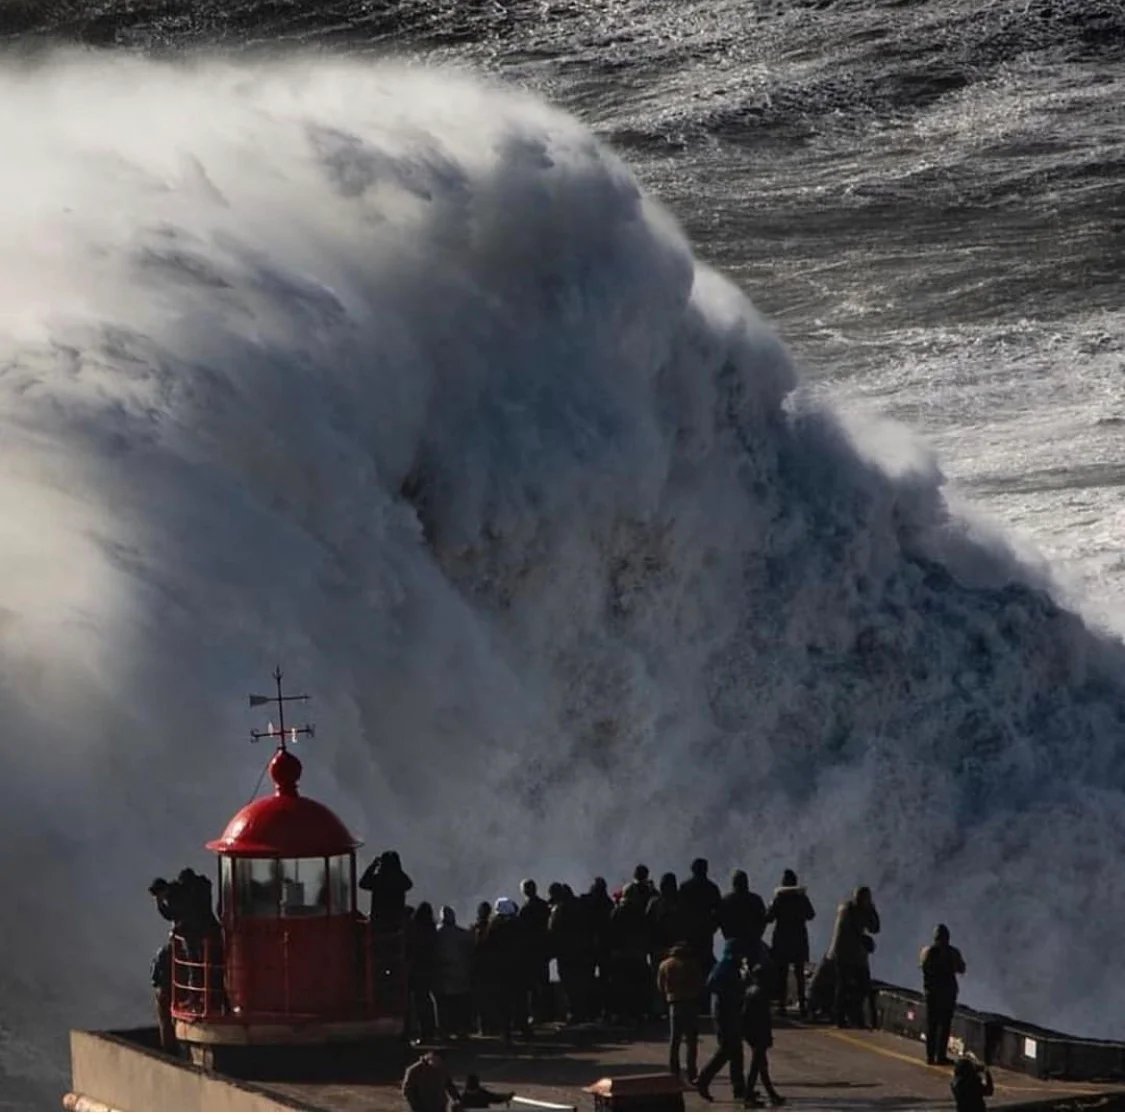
0, 52, 1122, 1103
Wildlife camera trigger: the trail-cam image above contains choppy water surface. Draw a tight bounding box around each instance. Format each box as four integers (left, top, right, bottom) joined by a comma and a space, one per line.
0, 2, 1123, 1107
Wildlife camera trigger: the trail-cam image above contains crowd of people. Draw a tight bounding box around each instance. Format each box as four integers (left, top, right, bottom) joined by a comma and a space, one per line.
149, 851, 990, 1111
365, 853, 984, 1111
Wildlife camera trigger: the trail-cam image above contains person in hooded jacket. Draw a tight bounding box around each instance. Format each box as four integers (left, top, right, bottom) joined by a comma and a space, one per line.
920, 924, 966, 1064
695, 939, 747, 1102
741, 964, 785, 1108
765, 869, 815, 1017
657, 941, 705, 1082
826, 886, 880, 1028
719, 870, 768, 951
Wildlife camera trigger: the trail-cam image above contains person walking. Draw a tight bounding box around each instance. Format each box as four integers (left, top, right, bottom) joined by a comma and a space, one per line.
695, 939, 747, 1103
765, 870, 815, 1016
920, 924, 966, 1065
657, 942, 705, 1082
741, 963, 785, 1108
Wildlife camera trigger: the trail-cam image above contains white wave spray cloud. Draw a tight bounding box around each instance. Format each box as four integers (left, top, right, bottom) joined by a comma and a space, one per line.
1, 50, 1123, 1102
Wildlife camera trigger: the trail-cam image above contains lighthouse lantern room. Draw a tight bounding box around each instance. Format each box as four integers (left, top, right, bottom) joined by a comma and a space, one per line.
168, 671, 405, 1065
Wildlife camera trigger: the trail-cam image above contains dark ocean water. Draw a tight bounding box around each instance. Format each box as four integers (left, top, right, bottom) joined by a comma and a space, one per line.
1, 2, 1123, 1108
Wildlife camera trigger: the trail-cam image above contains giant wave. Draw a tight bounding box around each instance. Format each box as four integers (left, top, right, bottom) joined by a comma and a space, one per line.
1, 53, 1123, 1105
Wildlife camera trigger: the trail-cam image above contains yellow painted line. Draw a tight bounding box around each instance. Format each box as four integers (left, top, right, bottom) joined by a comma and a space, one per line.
821, 1029, 1106, 1096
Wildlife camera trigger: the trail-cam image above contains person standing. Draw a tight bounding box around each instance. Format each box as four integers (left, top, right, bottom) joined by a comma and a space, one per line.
765, 870, 815, 1016
150, 942, 175, 1053
719, 870, 767, 950
920, 924, 966, 1065
826, 886, 880, 1028
407, 902, 439, 1044
434, 906, 474, 1039
519, 879, 551, 1024
359, 850, 414, 929
657, 942, 705, 1082
679, 858, 723, 993
484, 897, 532, 1044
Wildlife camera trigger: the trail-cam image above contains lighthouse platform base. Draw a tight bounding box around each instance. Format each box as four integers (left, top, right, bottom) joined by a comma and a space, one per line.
172, 1017, 407, 1079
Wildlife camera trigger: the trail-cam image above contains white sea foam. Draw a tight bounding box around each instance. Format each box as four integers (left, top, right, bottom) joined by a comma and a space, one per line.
0, 53, 1123, 1098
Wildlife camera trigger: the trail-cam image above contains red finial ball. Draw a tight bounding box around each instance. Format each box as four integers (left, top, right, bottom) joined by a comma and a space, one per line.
269, 748, 303, 796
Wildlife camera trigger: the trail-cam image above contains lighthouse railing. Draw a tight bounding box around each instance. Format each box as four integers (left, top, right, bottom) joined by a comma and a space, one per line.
170, 933, 225, 1019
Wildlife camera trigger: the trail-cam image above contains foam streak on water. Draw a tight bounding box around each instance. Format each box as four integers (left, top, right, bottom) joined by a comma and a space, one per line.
0, 54, 1123, 1105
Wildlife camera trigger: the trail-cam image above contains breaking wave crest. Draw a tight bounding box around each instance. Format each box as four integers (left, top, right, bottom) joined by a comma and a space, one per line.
0, 52, 1122, 1102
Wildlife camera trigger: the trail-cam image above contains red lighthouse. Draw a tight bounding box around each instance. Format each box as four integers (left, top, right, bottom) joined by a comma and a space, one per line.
168, 671, 406, 1072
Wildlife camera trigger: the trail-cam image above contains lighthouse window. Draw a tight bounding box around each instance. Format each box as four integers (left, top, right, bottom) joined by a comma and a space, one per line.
235, 858, 282, 917
327, 854, 351, 915
278, 857, 329, 917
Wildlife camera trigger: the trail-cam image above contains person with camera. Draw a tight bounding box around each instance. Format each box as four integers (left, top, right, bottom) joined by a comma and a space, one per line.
951, 1055, 994, 1111
149, 869, 222, 1013
920, 923, 966, 1065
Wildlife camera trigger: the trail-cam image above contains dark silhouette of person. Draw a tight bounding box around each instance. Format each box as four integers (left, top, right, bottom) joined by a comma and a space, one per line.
719, 870, 767, 949
519, 879, 551, 1023
407, 902, 438, 1043
623, 864, 657, 905
434, 905, 474, 1039
765, 869, 815, 1016
646, 872, 684, 966
582, 877, 614, 1019
550, 883, 595, 1023
679, 858, 722, 984
951, 1057, 993, 1111
657, 942, 705, 1082
471, 900, 498, 1036
920, 923, 966, 1065
152, 869, 222, 1012
149, 942, 175, 1052
401, 1050, 461, 1111
826, 885, 880, 1028
483, 897, 532, 1044
741, 963, 784, 1108
359, 850, 413, 929
461, 1073, 515, 1108
695, 939, 746, 1102
607, 884, 651, 1026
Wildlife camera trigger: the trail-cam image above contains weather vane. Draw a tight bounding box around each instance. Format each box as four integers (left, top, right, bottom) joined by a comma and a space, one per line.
249, 666, 314, 751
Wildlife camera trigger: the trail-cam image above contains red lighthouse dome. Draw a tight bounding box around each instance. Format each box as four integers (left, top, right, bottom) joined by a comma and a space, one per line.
169, 671, 406, 1068
207, 749, 360, 858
